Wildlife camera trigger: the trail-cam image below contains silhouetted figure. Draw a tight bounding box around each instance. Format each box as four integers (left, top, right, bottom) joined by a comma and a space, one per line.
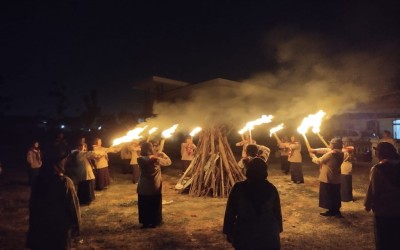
26, 141, 42, 186
27, 149, 80, 250
223, 158, 282, 250
365, 142, 400, 250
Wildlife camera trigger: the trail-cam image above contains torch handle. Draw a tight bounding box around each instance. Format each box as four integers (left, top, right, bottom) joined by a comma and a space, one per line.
248, 129, 252, 143
273, 133, 282, 144
158, 139, 165, 153
301, 134, 312, 151
317, 133, 329, 148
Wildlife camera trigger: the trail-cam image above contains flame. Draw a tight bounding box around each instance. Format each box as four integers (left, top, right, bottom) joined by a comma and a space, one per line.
270, 123, 284, 137
189, 127, 202, 137
238, 115, 273, 134
161, 124, 179, 138
148, 127, 158, 135
297, 110, 326, 134
112, 126, 147, 146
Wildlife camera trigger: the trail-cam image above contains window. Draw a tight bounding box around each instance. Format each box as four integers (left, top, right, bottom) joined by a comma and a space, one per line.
393, 119, 400, 139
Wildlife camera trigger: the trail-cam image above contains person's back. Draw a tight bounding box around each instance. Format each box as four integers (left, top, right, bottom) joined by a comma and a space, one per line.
27, 154, 80, 250
223, 158, 282, 250
226, 181, 281, 250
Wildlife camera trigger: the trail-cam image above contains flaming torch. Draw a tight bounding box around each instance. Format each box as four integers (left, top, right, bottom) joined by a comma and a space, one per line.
270, 123, 284, 143
189, 127, 202, 137
159, 124, 179, 153
112, 126, 147, 146
147, 127, 158, 142
311, 110, 329, 147
239, 115, 273, 142
297, 115, 313, 151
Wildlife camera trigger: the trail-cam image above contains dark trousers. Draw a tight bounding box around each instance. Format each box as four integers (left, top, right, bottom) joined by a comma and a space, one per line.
375, 215, 400, 250
319, 182, 341, 211
138, 194, 162, 226
280, 155, 289, 174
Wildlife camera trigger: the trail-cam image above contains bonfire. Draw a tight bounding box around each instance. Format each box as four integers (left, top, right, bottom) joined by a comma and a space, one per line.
175, 125, 245, 198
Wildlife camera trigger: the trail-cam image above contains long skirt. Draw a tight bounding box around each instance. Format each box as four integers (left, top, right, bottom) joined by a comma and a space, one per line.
138, 194, 162, 226
319, 182, 341, 211
132, 164, 141, 184
77, 180, 95, 205
95, 167, 110, 190
122, 159, 132, 174
182, 160, 191, 174
290, 162, 304, 183
280, 155, 290, 174
340, 174, 353, 202
28, 168, 40, 186
374, 215, 400, 250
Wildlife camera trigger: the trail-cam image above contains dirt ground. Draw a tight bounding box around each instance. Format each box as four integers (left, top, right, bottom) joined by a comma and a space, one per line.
0, 156, 375, 250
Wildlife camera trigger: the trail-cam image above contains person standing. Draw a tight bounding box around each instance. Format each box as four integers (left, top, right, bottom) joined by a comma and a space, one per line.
223, 158, 282, 250
120, 144, 132, 174
137, 142, 171, 229
341, 138, 354, 202
364, 142, 400, 250
92, 138, 119, 190
26, 148, 80, 250
236, 134, 256, 158
379, 130, 397, 150
278, 136, 290, 174
65, 143, 97, 205
309, 138, 344, 217
180, 136, 197, 175
128, 140, 141, 184
287, 135, 304, 184
26, 141, 42, 186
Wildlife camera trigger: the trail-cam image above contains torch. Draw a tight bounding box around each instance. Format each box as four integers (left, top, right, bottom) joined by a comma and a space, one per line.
239, 114, 273, 143
159, 124, 179, 153
297, 118, 312, 152
270, 123, 284, 143
112, 126, 147, 146
147, 127, 158, 142
311, 110, 329, 148
189, 126, 202, 144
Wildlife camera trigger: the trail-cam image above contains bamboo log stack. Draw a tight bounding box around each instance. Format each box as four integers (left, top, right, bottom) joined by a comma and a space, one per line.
175, 126, 245, 198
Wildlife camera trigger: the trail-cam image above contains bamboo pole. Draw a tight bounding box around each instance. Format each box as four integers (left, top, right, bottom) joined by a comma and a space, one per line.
158, 139, 165, 153
301, 133, 312, 151
317, 133, 329, 148
273, 133, 282, 144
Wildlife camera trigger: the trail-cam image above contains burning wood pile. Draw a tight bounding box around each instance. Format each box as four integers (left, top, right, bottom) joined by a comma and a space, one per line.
175, 125, 245, 198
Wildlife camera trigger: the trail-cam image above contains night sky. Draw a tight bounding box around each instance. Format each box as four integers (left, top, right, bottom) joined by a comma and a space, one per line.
1, 1, 399, 117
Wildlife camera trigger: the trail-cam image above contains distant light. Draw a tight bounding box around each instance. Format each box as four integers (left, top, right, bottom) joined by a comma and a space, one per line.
98, 126, 102, 131
42, 121, 47, 124
88, 128, 91, 132
60, 124, 65, 129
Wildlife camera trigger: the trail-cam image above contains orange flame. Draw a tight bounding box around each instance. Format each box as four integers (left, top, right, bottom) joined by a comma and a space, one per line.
161, 124, 179, 138
189, 127, 202, 137
297, 110, 326, 134
270, 123, 284, 137
239, 115, 273, 135
112, 126, 147, 146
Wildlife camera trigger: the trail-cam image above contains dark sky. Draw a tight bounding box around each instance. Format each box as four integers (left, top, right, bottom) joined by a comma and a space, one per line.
1, 1, 399, 117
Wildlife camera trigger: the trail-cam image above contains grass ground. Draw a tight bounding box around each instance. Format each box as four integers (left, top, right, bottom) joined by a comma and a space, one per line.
0, 156, 375, 250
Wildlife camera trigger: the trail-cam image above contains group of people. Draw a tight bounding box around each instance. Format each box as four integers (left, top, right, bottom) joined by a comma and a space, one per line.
225, 131, 400, 250
24, 130, 400, 250
25, 133, 177, 249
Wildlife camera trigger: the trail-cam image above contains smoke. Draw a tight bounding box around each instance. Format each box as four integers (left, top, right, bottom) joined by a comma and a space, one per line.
142, 28, 400, 134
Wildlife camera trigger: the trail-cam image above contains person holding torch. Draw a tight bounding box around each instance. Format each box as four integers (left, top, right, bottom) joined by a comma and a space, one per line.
137, 141, 171, 229
309, 138, 344, 217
